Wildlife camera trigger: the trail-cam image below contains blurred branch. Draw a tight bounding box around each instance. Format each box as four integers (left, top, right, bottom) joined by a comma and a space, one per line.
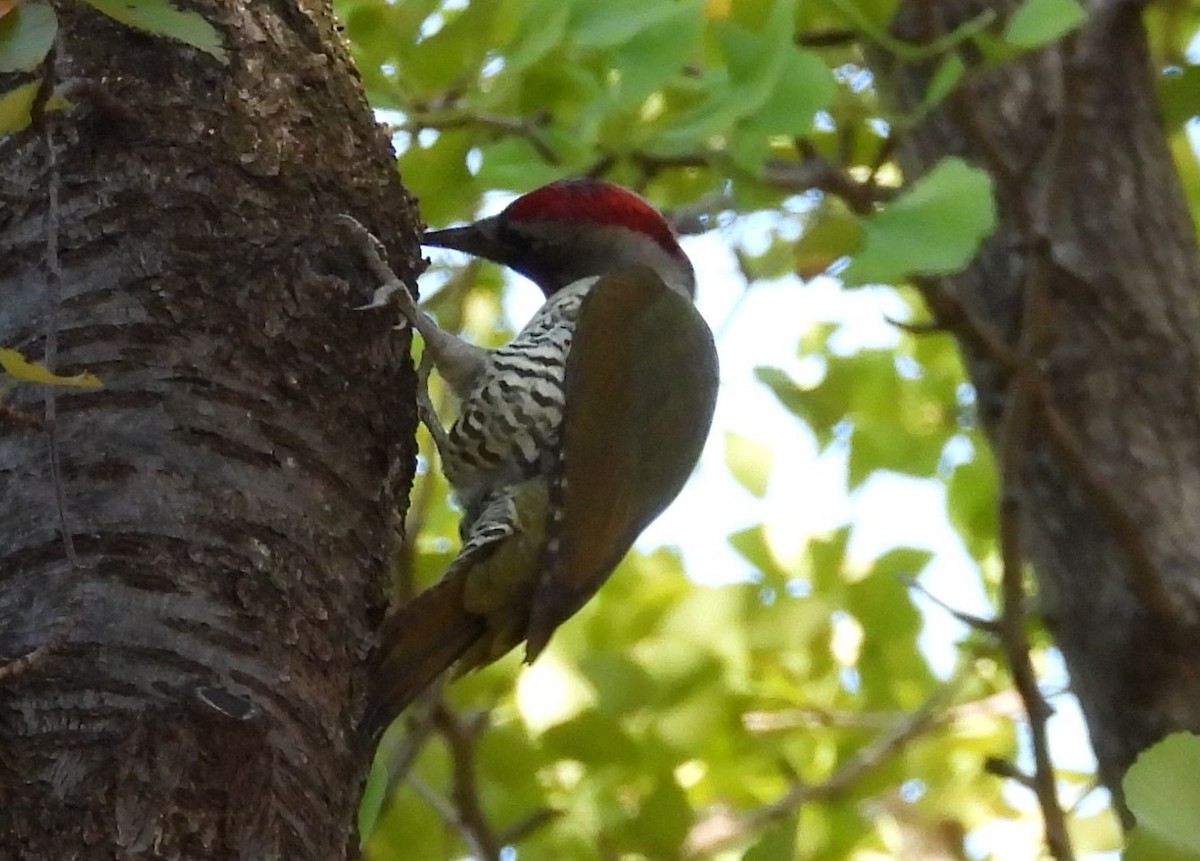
609, 140, 895, 220
897, 572, 999, 633
432, 701, 503, 861
408, 775, 465, 831
991, 247, 1075, 856
684, 679, 960, 858
398, 109, 559, 165
795, 29, 858, 47
499, 807, 561, 845
984, 756, 1038, 792
767, 141, 897, 215
388, 698, 505, 860
393, 443, 439, 600
743, 687, 1021, 734
378, 696, 441, 803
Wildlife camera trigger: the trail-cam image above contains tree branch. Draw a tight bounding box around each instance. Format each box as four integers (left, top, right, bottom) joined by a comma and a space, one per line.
398, 109, 559, 166
432, 702, 503, 861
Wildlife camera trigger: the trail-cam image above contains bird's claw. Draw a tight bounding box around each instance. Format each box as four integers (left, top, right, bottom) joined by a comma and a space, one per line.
355, 283, 408, 312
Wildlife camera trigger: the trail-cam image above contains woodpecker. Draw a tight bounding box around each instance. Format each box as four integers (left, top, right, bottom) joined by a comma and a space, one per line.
360, 180, 718, 740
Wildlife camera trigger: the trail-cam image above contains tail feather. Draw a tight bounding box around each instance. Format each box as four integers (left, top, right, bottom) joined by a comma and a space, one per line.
359, 573, 485, 748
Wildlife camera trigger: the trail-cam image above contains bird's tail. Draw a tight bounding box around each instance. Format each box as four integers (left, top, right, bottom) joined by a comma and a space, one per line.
358, 574, 485, 749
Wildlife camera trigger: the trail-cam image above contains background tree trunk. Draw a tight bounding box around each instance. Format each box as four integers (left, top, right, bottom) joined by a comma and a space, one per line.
876, 0, 1200, 810
0, 2, 417, 857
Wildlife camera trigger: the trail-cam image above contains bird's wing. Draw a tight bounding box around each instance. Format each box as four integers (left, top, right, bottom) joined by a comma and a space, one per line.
525, 265, 719, 656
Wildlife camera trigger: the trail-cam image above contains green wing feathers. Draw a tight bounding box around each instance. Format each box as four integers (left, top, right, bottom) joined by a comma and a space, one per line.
526, 265, 719, 655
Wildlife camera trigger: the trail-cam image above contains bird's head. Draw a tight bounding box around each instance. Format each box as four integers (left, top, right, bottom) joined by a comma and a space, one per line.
421, 179, 696, 298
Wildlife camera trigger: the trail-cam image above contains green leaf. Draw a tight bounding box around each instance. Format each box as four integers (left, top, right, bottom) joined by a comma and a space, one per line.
0, 78, 69, 134
1124, 733, 1200, 861
751, 48, 837, 137
1125, 830, 1200, 861
724, 431, 774, 497
754, 365, 821, 435
608, 0, 705, 109
0, 79, 38, 134
506, 0, 572, 70
728, 525, 793, 585
827, 0, 994, 61
540, 709, 642, 765
570, 0, 681, 48
842, 157, 997, 286
651, 85, 746, 156
793, 213, 864, 280
473, 136, 566, 195
627, 769, 692, 856
578, 652, 656, 717
919, 54, 965, 114
0, 1, 56, 72
399, 2, 495, 93
397, 129, 478, 225
1159, 66, 1200, 130
357, 754, 389, 838
1004, 0, 1086, 49
82, 0, 228, 63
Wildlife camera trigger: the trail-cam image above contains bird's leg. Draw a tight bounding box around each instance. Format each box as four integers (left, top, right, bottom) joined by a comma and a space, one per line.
413, 345, 477, 495
414, 345, 450, 455
335, 214, 488, 400
452, 478, 551, 672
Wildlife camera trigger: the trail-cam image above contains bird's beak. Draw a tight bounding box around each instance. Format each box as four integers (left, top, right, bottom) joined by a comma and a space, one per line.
421, 216, 507, 263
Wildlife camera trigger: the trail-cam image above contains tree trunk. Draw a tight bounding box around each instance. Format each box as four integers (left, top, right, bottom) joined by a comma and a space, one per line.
876, 0, 1200, 809
0, 2, 417, 857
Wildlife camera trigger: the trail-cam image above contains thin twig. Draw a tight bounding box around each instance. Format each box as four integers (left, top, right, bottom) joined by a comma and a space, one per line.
992, 216, 1075, 861
897, 573, 1000, 633
910, 276, 1019, 371
407, 776, 464, 828
399, 109, 559, 165
884, 315, 951, 337
743, 687, 1022, 736
766, 147, 895, 214
984, 756, 1038, 792
378, 696, 441, 801
394, 434, 443, 599
498, 807, 561, 845
795, 28, 858, 48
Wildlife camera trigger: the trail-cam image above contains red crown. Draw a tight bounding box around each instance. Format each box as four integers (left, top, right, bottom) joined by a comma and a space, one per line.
505, 180, 685, 260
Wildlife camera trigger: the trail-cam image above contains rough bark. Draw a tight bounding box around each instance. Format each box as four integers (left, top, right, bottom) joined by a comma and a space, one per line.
876, 0, 1200, 807
0, 2, 418, 858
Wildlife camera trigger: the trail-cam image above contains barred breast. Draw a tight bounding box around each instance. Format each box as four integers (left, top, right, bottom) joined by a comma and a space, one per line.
440, 278, 596, 522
